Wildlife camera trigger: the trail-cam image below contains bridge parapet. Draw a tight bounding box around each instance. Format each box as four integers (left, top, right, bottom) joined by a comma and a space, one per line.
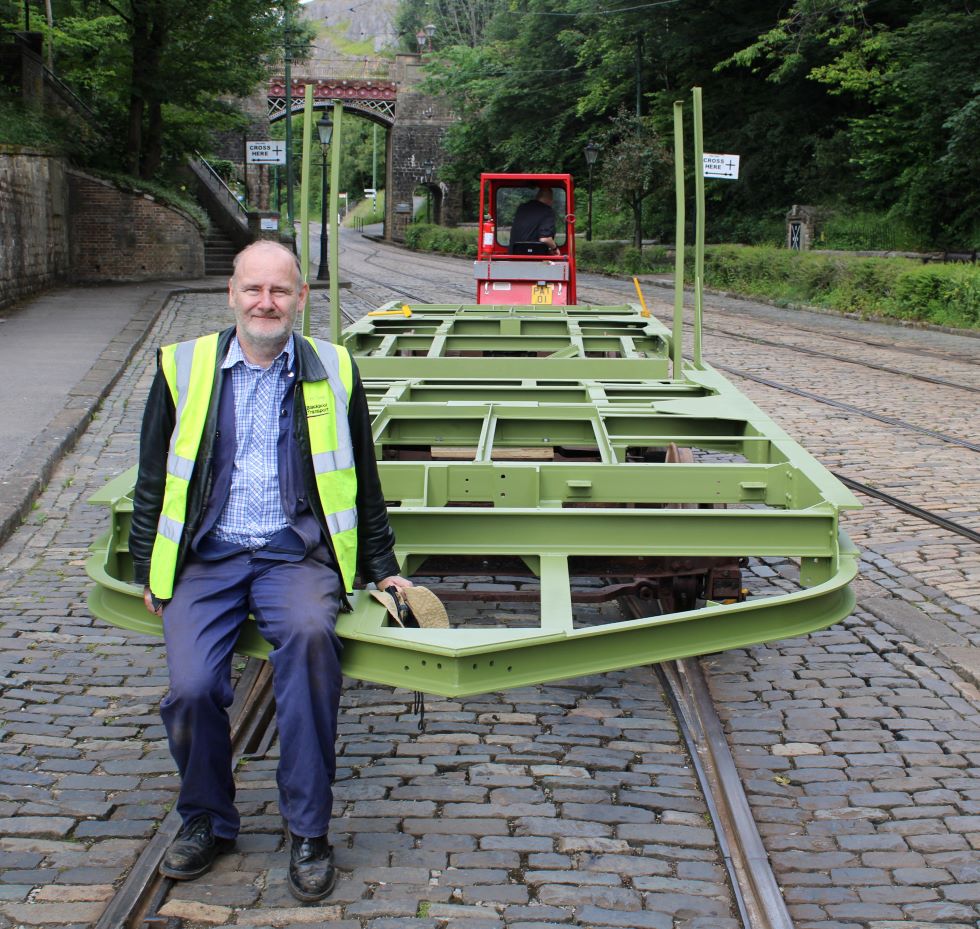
270, 58, 391, 82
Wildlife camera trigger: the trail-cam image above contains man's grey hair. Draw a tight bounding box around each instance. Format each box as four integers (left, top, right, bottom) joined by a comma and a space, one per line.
231, 241, 304, 288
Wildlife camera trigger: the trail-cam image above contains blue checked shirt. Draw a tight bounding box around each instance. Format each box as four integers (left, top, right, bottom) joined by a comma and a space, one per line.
211, 335, 295, 550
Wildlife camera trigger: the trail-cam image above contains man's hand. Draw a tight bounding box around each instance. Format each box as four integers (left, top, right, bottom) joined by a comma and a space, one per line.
143, 586, 163, 617
377, 575, 413, 593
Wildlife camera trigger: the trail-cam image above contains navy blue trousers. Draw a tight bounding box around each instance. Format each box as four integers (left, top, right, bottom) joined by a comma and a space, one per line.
160, 545, 343, 840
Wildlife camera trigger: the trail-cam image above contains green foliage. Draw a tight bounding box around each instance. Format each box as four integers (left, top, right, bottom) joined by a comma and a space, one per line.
404, 223, 477, 257
414, 0, 979, 249
706, 213, 784, 247
40, 0, 313, 180
576, 241, 670, 275
396, 0, 501, 51
597, 109, 672, 249
816, 211, 926, 252
0, 91, 69, 151
722, 1, 980, 246
697, 246, 979, 330
344, 190, 386, 226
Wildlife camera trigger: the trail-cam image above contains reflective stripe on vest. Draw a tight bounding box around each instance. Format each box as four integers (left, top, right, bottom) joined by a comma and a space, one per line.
148, 334, 358, 598
148, 333, 220, 598
305, 338, 358, 590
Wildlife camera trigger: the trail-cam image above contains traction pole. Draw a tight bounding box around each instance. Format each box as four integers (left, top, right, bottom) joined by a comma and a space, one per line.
329, 99, 343, 345
300, 83, 314, 336
672, 100, 685, 379
692, 86, 705, 367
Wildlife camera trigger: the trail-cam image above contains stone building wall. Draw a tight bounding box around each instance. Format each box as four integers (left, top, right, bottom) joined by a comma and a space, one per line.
387, 54, 463, 242
0, 146, 70, 309
68, 173, 205, 282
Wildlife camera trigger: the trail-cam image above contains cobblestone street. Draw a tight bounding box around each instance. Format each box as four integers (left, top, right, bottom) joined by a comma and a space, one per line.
0, 237, 978, 928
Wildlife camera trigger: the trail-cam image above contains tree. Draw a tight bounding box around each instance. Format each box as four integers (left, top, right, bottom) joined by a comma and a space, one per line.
395, 0, 501, 51
725, 0, 980, 243
47, 0, 311, 179
598, 109, 672, 248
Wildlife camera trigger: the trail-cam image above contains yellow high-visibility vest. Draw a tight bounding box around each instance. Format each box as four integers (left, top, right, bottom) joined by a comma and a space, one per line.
148, 334, 357, 598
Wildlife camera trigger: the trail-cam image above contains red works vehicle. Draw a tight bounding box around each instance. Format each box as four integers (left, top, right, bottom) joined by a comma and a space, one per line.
475, 173, 577, 305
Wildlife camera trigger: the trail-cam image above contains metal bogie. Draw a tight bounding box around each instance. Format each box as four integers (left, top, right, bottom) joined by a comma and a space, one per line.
87, 298, 860, 696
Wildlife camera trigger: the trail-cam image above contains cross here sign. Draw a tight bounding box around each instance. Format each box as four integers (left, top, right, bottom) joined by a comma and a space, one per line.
702, 153, 740, 179
246, 141, 287, 165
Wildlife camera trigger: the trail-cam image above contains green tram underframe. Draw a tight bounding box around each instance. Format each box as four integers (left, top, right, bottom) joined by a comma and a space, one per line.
87, 304, 860, 697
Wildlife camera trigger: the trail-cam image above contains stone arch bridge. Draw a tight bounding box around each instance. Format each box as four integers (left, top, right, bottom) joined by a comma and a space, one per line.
263, 54, 460, 242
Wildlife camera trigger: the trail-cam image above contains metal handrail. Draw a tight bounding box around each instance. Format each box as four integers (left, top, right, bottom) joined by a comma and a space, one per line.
193, 154, 249, 224
9, 31, 101, 125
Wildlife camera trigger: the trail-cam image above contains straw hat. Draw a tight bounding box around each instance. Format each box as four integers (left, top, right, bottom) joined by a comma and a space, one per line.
370, 585, 449, 629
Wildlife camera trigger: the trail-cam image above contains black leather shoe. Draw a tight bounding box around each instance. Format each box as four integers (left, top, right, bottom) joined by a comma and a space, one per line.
159, 814, 235, 880
288, 833, 336, 902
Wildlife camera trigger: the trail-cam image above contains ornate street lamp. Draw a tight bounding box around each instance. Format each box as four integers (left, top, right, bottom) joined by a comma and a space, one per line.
584, 140, 600, 243
316, 110, 333, 280
417, 23, 436, 53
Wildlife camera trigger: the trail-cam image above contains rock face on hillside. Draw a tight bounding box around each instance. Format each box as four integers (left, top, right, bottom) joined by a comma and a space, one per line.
300, 0, 400, 56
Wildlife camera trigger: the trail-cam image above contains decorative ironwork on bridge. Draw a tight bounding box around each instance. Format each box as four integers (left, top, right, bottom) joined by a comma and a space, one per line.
268, 61, 397, 125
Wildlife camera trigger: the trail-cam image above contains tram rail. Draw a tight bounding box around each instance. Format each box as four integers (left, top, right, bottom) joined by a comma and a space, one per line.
94, 629, 796, 929
708, 327, 980, 394
93, 660, 275, 929
715, 363, 980, 452
575, 274, 980, 367
833, 473, 980, 544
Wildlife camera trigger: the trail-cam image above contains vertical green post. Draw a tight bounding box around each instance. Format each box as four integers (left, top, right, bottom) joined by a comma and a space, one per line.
692, 86, 705, 367
283, 8, 294, 230
672, 101, 685, 380
329, 100, 344, 344
300, 84, 314, 336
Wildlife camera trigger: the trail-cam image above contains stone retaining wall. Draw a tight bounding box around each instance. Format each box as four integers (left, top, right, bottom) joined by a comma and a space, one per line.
68, 172, 204, 282
0, 148, 205, 309
0, 146, 70, 309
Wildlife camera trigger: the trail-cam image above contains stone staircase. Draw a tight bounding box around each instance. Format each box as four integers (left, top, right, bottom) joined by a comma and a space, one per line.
204, 224, 238, 277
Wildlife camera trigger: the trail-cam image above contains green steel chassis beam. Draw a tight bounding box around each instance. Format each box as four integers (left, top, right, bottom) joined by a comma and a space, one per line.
86, 306, 861, 696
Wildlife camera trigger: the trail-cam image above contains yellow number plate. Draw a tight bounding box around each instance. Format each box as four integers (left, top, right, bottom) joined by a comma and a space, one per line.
531, 284, 553, 305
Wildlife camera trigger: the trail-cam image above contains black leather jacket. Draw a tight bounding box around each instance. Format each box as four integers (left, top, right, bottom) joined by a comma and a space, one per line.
129, 327, 399, 592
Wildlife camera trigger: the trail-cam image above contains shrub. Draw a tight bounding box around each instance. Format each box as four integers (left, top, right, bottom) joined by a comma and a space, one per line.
404, 223, 477, 258
697, 246, 979, 330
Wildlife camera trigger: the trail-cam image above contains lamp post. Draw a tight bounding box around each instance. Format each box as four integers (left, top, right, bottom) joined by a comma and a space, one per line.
422, 159, 434, 223
584, 140, 600, 242
416, 22, 436, 53
316, 110, 333, 281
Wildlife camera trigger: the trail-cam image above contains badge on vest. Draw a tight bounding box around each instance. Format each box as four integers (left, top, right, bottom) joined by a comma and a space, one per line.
306, 401, 330, 418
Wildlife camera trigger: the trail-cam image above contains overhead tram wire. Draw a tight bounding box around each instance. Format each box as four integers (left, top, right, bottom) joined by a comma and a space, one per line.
519, 0, 684, 15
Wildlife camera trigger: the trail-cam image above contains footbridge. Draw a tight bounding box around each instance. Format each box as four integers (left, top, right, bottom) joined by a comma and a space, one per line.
265, 55, 459, 241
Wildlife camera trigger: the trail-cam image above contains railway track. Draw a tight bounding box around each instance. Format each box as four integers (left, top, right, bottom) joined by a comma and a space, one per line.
94, 660, 276, 929
715, 363, 980, 453
344, 238, 979, 399
93, 618, 797, 929
709, 327, 979, 394
578, 274, 980, 368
